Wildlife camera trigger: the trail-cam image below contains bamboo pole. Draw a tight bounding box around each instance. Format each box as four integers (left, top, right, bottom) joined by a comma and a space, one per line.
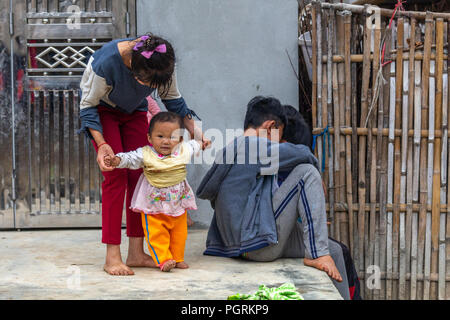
312, 127, 450, 138
310, 3, 450, 20
397, 18, 408, 300
445, 18, 450, 301
316, 2, 324, 178
358, 14, 372, 295
438, 21, 448, 301
336, 11, 348, 246
350, 15, 359, 265
418, 13, 433, 300
439, 70, 448, 298
406, 18, 417, 300
311, 4, 318, 151
411, 60, 420, 296
321, 9, 330, 226
324, 202, 450, 213
431, 18, 444, 300
343, 11, 354, 258
379, 21, 392, 299
318, 52, 449, 63
375, 20, 389, 300
356, 271, 450, 282
392, 19, 405, 300
328, 8, 337, 240
425, 29, 437, 301
386, 25, 397, 300
366, 11, 381, 301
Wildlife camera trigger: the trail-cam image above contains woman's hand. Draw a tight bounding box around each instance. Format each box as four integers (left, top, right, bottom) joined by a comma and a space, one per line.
183, 115, 211, 150
201, 136, 212, 150
97, 143, 115, 172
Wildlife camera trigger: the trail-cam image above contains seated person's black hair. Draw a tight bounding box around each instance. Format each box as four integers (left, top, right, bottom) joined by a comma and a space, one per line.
281, 105, 313, 151
148, 111, 184, 135
243, 96, 287, 130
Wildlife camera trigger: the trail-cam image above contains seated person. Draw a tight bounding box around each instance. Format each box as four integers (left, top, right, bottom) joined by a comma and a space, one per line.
279, 104, 362, 300
196, 96, 350, 299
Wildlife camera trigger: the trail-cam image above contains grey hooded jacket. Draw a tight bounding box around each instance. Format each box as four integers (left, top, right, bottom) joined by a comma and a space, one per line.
196, 135, 319, 257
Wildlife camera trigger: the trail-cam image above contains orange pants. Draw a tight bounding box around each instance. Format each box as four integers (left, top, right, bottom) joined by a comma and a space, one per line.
141, 211, 188, 267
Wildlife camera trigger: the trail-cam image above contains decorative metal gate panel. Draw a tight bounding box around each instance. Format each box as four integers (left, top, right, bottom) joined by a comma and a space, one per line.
0, 0, 136, 229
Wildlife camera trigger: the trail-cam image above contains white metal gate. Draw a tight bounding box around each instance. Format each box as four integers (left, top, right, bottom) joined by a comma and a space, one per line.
0, 0, 137, 229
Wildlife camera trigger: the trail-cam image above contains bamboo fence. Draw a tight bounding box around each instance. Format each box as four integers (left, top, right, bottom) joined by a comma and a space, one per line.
307, 1, 450, 300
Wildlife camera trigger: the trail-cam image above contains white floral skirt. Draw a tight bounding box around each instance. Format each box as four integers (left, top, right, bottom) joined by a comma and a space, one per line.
130, 174, 197, 216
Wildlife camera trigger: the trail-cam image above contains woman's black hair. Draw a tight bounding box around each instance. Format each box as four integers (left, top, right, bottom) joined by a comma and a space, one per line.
243, 96, 287, 130
148, 111, 185, 136
282, 105, 313, 151
131, 33, 175, 96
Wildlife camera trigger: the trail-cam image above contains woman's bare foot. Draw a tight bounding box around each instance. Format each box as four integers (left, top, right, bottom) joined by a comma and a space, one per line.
187, 214, 194, 227
104, 262, 135, 276
104, 244, 135, 276
303, 255, 343, 282
160, 259, 176, 272
176, 261, 189, 269
126, 236, 157, 268
126, 253, 157, 268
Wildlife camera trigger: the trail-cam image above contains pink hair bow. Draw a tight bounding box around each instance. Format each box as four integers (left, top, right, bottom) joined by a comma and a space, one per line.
133, 35, 167, 59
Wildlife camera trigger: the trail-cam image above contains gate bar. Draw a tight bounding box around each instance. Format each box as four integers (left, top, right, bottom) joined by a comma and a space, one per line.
9, 0, 16, 228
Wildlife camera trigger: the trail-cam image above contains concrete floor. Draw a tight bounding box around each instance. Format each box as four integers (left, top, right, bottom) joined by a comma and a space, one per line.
0, 228, 342, 300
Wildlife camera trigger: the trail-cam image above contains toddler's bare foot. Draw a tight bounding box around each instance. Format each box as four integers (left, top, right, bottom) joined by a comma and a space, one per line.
160, 259, 176, 272
187, 214, 194, 227
126, 252, 157, 268
303, 255, 343, 282
104, 262, 135, 276
176, 261, 189, 269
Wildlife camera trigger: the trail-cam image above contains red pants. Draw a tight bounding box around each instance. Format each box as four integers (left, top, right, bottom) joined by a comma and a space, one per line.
95, 106, 149, 244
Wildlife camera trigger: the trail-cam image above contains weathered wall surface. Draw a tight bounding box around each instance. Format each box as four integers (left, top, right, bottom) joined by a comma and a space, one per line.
137, 0, 299, 226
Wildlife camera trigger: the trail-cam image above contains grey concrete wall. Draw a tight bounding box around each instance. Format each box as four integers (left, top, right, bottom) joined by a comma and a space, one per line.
137, 0, 299, 227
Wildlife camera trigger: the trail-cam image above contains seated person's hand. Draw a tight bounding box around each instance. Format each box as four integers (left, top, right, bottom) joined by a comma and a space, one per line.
104, 154, 121, 168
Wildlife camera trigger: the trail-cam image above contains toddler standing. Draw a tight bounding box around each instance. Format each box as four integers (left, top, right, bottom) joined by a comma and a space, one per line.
105, 111, 200, 271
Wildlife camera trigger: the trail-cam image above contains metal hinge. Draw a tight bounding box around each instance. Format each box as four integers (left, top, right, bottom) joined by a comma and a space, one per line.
126, 11, 130, 36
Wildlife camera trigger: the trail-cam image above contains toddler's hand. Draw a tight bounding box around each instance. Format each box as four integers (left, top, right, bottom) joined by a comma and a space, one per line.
104, 155, 121, 168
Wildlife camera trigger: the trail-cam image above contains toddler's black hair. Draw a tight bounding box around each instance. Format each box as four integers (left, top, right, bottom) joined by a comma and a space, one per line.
243, 96, 287, 130
131, 33, 175, 96
148, 111, 184, 136
281, 105, 313, 151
